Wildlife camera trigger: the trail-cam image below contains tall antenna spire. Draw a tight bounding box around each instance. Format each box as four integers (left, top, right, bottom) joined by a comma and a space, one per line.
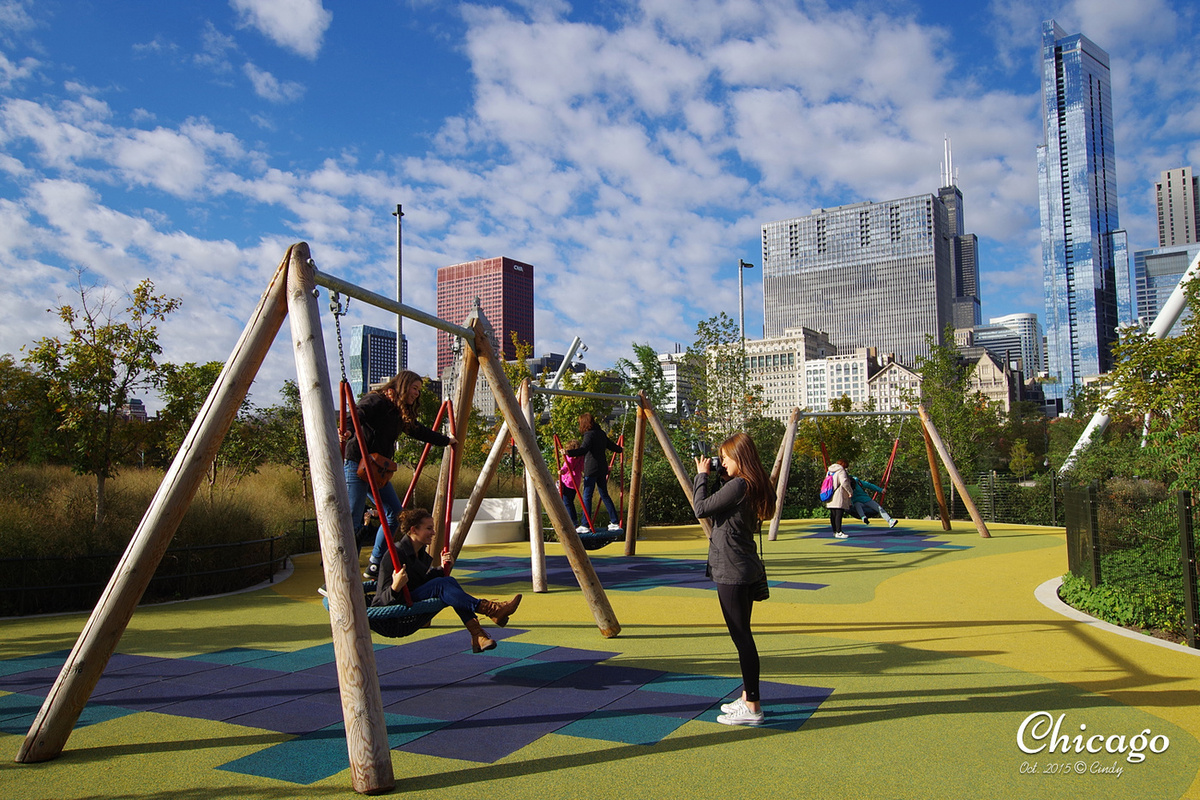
941, 134, 957, 188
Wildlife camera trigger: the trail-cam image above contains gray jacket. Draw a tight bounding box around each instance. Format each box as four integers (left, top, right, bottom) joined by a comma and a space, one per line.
693, 473, 763, 585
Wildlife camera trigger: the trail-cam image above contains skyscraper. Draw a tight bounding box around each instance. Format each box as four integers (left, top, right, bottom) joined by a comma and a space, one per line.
1156, 167, 1200, 246
761, 193, 954, 366
436, 256, 535, 378
939, 138, 982, 329
1128, 243, 1200, 331
348, 325, 397, 396
1037, 20, 1127, 397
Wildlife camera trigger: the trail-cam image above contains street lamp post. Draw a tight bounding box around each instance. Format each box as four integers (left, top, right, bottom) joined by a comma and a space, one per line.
738, 259, 755, 343
393, 204, 404, 372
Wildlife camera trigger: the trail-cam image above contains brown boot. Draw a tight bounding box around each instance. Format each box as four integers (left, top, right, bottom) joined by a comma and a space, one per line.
476, 594, 522, 627
464, 618, 496, 653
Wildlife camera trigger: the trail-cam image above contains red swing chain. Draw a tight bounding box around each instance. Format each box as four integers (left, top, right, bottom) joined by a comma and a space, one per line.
339, 380, 412, 606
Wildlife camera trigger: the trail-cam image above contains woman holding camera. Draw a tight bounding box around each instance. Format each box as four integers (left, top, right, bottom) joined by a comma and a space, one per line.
693, 432, 775, 726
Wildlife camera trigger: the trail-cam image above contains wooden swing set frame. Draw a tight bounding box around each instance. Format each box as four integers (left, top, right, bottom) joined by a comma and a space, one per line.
11, 244, 700, 794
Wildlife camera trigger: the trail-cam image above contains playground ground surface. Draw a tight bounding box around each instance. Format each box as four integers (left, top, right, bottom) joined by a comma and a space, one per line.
1, 516, 1198, 800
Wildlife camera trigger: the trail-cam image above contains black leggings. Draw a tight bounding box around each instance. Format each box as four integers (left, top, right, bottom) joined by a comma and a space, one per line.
830, 507, 845, 533
716, 582, 760, 703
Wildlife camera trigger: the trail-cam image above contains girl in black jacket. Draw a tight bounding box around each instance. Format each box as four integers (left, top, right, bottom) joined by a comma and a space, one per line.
566, 412, 624, 531
693, 431, 775, 726
374, 509, 520, 653
343, 370, 455, 575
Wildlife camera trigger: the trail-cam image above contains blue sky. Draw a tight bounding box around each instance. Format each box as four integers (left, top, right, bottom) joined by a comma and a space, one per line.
2, 0, 1198, 411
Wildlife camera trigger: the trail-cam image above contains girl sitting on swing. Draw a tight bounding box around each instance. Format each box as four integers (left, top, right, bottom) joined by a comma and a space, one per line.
374, 508, 522, 653
342, 370, 456, 577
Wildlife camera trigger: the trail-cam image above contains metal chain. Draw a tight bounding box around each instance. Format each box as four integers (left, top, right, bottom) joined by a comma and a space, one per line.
330, 289, 349, 383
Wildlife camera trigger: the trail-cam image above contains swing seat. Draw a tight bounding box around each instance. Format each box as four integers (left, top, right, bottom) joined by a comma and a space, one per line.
578, 530, 621, 550
322, 582, 447, 639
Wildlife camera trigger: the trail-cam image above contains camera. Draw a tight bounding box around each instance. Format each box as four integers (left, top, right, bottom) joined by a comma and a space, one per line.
707, 456, 721, 471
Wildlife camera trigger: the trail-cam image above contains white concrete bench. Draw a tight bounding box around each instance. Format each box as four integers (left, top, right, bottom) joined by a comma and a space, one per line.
449, 497, 525, 546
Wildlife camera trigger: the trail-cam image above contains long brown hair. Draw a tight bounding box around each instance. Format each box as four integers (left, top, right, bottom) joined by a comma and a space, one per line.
578, 412, 595, 432
719, 432, 776, 521
376, 370, 424, 426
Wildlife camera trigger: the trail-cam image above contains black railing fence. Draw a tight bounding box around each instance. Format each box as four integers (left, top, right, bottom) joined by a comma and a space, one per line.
0, 519, 321, 617
1064, 484, 1198, 649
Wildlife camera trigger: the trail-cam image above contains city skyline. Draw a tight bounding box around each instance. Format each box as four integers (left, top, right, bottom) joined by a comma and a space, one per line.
1, 2, 1198, 410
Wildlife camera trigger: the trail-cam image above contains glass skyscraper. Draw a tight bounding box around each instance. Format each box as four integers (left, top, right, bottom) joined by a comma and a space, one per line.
1037, 20, 1127, 398
348, 325, 398, 397
761, 194, 954, 367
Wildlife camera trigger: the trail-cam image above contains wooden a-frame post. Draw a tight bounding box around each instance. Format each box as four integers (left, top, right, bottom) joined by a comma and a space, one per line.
768, 407, 801, 541
15, 245, 396, 795
471, 315, 621, 637
623, 396, 649, 555
918, 405, 990, 538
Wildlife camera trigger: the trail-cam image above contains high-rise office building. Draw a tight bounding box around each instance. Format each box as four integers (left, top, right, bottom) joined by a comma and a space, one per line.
1037, 20, 1127, 397
1156, 167, 1200, 247
939, 139, 982, 329
985, 313, 1044, 375
436, 256, 535, 378
1127, 243, 1200, 332
761, 194, 954, 366
348, 325, 397, 396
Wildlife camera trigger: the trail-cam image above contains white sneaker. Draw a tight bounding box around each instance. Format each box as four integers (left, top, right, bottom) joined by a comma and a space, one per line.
834, 531, 848, 538
718, 704, 764, 726
607, 523, 621, 531
720, 698, 747, 715
575, 525, 590, 534
888, 518, 898, 528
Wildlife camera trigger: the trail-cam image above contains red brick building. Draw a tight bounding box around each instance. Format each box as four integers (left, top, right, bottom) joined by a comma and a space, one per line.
436, 256, 535, 377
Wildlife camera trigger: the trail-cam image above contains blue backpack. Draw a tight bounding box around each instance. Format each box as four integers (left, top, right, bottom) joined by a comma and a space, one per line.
819, 471, 836, 502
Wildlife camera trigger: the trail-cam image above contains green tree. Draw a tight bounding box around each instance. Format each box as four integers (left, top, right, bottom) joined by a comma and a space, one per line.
0, 355, 61, 463
614, 342, 670, 412
1008, 438, 1036, 480
24, 276, 181, 533
1108, 276, 1200, 492
258, 380, 311, 499
911, 327, 1000, 476
685, 312, 766, 445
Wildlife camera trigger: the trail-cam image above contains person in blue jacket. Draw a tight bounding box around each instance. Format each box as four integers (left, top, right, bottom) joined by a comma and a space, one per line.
849, 475, 898, 528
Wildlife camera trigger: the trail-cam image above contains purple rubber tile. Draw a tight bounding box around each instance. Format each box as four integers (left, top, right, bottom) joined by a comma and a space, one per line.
107, 656, 225, 680
399, 702, 572, 763
385, 678, 538, 722
169, 663, 288, 691
225, 696, 345, 735
91, 679, 218, 711
601, 688, 716, 719
0, 666, 62, 696
91, 671, 168, 699
526, 646, 616, 664
517, 667, 642, 716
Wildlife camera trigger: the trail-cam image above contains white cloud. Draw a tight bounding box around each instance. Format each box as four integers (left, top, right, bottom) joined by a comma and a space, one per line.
0, 50, 37, 89
242, 61, 305, 103
229, 0, 331, 60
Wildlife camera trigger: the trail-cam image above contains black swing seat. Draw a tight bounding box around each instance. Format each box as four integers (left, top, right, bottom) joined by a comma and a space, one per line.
321, 581, 447, 639
578, 529, 622, 550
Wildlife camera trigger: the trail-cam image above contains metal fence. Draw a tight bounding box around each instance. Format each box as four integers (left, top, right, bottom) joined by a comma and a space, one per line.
1064, 484, 1199, 648
0, 519, 322, 618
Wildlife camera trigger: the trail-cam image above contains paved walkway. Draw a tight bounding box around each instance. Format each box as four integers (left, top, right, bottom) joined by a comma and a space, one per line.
2, 518, 1197, 799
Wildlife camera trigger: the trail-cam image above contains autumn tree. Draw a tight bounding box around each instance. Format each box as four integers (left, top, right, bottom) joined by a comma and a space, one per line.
685, 312, 767, 446
24, 276, 180, 533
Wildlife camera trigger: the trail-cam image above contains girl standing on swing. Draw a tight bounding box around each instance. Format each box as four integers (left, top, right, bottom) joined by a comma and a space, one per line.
567, 412, 623, 532
343, 370, 456, 577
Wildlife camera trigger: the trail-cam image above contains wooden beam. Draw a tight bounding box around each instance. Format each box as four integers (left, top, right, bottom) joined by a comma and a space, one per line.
287, 249, 394, 794
473, 317, 620, 637
520, 380, 548, 592
919, 413, 952, 530
642, 396, 713, 538
768, 407, 800, 541
17, 247, 294, 764
624, 397, 649, 555
917, 405, 990, 538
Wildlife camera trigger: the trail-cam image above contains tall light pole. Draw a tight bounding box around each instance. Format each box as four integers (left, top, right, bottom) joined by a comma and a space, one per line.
393, 204, 404, 372
738, 258, 755, 343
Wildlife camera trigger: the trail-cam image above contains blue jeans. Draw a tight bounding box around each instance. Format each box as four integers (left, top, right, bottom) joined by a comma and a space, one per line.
412, 576, 480, 623
561, 485, 579, 527
344, 460, 402, 562
581, 474, 619, 529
